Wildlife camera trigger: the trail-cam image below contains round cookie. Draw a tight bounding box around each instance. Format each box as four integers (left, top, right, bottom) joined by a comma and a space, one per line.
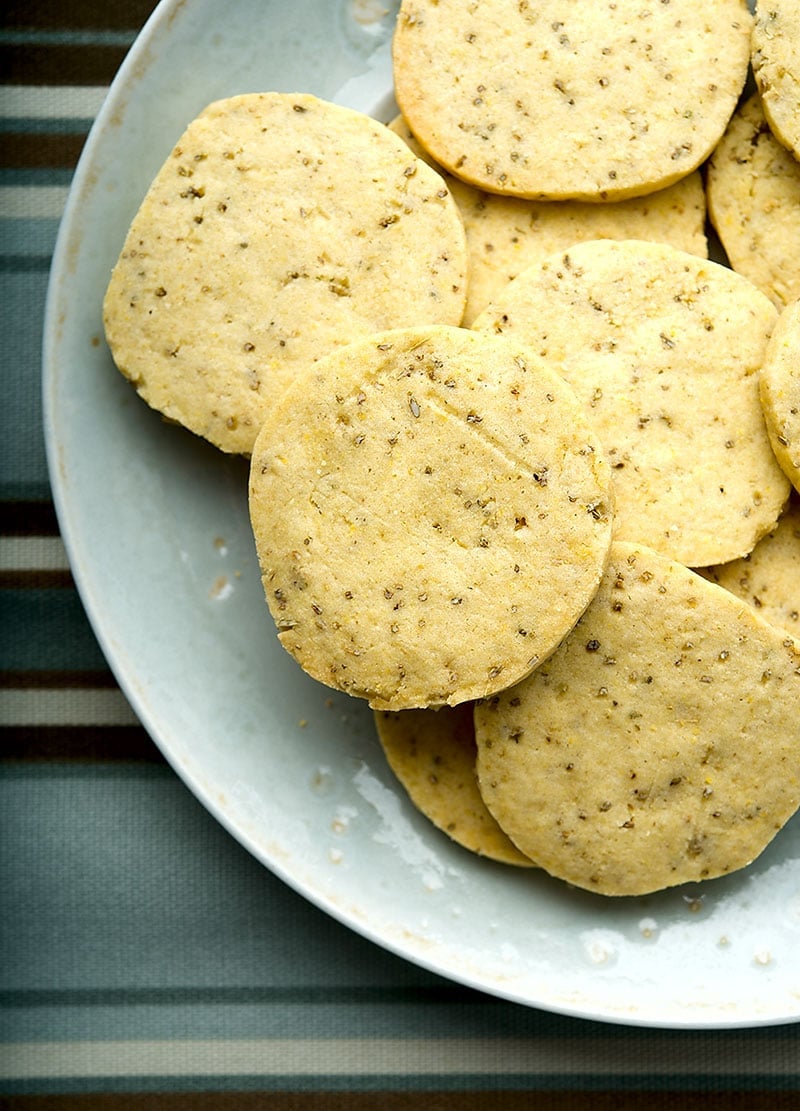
249, 324, 614, 711
474, 541, 800, 897
374, 704, 534, 865
389, 114, 708, 325
698, 495, 800, 639
759, 297, 800, 493
706, 93, 800, 309
392, 0, 752, 201
103, 92, 468, 455
752, 0, 800, 160
472, 239, 789, 566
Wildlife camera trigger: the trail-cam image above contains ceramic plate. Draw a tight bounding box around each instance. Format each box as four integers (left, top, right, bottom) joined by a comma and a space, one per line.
43, 0, 800, 1028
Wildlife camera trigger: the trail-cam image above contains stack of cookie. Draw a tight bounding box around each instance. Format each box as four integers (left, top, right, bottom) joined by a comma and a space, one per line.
103, 0, 800, 897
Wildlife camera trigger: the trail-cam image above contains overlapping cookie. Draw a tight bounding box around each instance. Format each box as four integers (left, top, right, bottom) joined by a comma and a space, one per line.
472, 239, 789, 566
752, 0, 800, 160
759, 298, 800, 493
374, 704, 534, 865
389, 114, 707, 325
104, 92, 467, 454
392, 0, 752, 200
474, 541, 800, 896
249, 325, 613, 710
706, 93, 800, 309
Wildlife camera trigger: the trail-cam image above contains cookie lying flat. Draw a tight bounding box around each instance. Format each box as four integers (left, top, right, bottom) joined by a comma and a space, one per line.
474, 541, 800, 897
392, 0, 751, 200
759, 298, 800, 493
698, 495, 800, 639
752, 0, 800, 160
249, 325, 613, 711
103, 92, 467, 454
389, 114, 707, 325
706, 93, 800, 309
374, 704, 534, 865
472, 239, 789, 566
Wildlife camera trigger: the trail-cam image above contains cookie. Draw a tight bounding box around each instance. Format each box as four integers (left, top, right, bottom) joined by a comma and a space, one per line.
698, 495, 800, 638
474, 541, 800, 897
706, 93, 800, 309
103, 92, 468, 454
752, 0, 800, 159
472, 239, 789, 566
392, 0, 752, 200
759, 297, 800, 493
374, 704, 534, 865
249, 324, 613, 711
389, 114, 708, 325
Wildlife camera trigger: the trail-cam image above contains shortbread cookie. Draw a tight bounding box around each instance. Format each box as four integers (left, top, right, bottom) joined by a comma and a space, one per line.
103, 92, 467, 454
474, 541, 800, 897
759, 297, 800, 492
698, 495, 800, 638
374, 704, 534, 865
472, 239, 789, 566
392, 0, 751, 200
706, 93, 800, 309
389, 114, 707, 325
249, 325, 613, 710
752, 0, 800, 159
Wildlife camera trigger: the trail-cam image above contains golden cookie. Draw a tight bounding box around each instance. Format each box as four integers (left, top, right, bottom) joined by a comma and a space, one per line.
249, 325, 613, 710
759, 297, 800, 493
698, 495, 800, 638
103, 92, 467, 454
752, 0, 800, 159
392, 0, 752, 200
475, 541, 800, 897
706, 93, 800, 309
389, 113, 707, 325
374, 704, 534, 865
472, 239, 789, 566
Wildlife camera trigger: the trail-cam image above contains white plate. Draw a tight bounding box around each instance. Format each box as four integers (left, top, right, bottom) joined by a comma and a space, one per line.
43, 0, 800, 1028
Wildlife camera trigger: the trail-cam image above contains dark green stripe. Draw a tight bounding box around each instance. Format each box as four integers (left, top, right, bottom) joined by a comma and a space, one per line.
0, 167, 73, 185
0, 119, 94, 133
0, 256, 53, 272
0, 588, 108, 670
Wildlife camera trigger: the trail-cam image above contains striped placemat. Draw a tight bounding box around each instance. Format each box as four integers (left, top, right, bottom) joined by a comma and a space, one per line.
2, 1, 799, 1103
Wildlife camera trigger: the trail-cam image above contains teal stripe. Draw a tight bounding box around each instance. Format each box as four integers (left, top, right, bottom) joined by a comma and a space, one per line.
0, 255, 52, 271
0, 168, 73, 187
0, 119, 93, 133
0, 270, 51, 500
0, 30, 137, 47
0, 218, 60, 256
0, 590, 106, 669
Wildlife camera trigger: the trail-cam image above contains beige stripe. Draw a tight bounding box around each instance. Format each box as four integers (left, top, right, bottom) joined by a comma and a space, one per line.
0, 536, 69, 572
0, 688, 139, 727
0, 85, 108, 119
0, 1035, 795, 1080
0, 185, 70, 220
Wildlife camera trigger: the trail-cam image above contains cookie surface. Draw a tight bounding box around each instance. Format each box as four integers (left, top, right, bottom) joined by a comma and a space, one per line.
474, 541, 800, 897
472, 239, 789, 566
389, 114, 708, 325
752, 0, 800, 159
706, 93, 800, 309
103, 92, 467, 454
759, 297, 800, 493
698, 495, 800, 638
249, 325, 613, 710
374, 704, 534, 865
392, 0, 751, 200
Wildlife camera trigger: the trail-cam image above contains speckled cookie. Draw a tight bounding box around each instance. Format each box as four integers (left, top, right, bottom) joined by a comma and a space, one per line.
752, 0, 800, 159
698, 495, 800, 638
474, 541, 800, 897
249, 324, 613, 711
103, 92, 467, 454
759, 297, 800, 493
389, 114, 708, 325
706, 93, 800, 309
472, 239, 789, 566
374, 704, 534, 865
392, 0, 752, 200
